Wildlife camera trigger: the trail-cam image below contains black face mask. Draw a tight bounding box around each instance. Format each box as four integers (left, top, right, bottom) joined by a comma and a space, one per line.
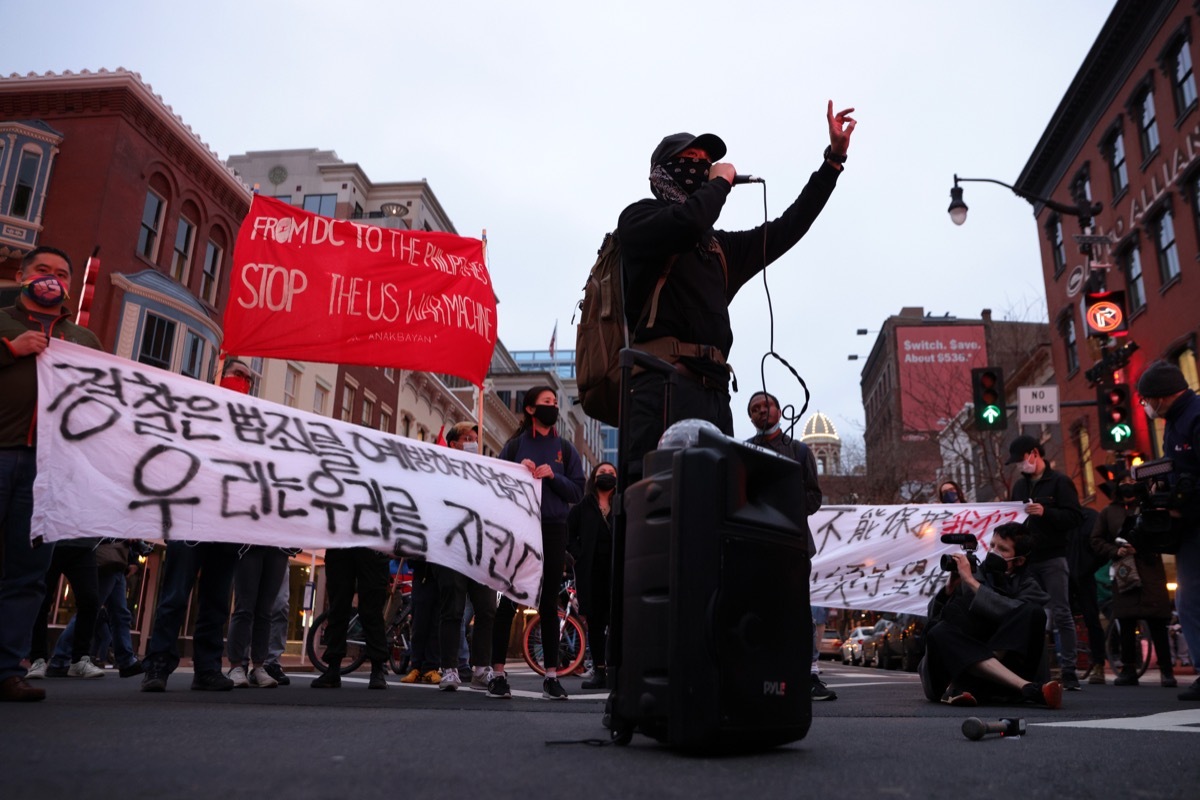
595, 474, 617, 492
941, 490, 959, 503
662, 155, 711, 194
533, 405, 559, 427
982, 552, 1008, 575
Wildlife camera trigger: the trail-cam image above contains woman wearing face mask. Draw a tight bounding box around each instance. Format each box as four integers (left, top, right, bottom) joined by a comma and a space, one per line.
938, 480, 966, 504
489, 386, 586, 700
1089, 468, 1176, 687
568, 461, 617, 691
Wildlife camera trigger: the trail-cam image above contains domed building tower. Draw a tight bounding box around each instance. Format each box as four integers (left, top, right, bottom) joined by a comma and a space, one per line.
800, 411, 842, 476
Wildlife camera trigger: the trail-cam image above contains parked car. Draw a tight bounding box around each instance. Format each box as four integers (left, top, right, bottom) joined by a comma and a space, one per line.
818, 629, 843, 660
841, 626, 875, 665
862, 615, 927, 671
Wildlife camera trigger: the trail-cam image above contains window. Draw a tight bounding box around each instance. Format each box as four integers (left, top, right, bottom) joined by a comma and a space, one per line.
274, 194, 292, 204
1104, 129, 1129, 195
361, 393, 375, 426
181, 330, 205, 379
1046, 214, 1066, 278
1059, 312, 1079, 374
1170, 38, 1197, 115
1120, 241, 1146, 313
138, 191, 166, 261
170, 217, 196, 283
1151, 208, 1181, 284
1076, 426, 1096, 499
1137, 88, 1160, 159
380, 407, 393, 433
303, 194, 337, 217
384, 368, 395, 381
138, 314, 176, 370
284, 365, 301, 408
10, 149, 42, 219
340, 383, 355, 423
313, 383, 329, 415
200, 241, 223, 304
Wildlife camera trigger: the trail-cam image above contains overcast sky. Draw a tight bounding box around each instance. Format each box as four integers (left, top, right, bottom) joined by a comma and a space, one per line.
4, 0, 1112, 442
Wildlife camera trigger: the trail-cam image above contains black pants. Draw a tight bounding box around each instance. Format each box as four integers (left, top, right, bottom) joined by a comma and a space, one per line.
493, 521, 567, 670
1119, 616, 1173, 673
923, 600, 1047, 700
583, 544, 612, 668
437, 566, 496, 669
407, 561, 439, 672
30, 545, 99, 663
627, 370, 732, 479
1071, 568, 1107, 666
321, 548, 389, 666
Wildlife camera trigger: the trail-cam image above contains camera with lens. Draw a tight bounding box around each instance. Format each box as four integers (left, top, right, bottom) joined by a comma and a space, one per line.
939, 532, 980, 572
1125, 457, 1197, 553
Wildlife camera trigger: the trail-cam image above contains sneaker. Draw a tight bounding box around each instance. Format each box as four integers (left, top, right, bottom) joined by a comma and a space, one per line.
67, 656, 105, 678
249, 666, 278, 688
811, 674, 838, 701
487, 673, 512, 699
264, 663, 290, 686
542, 676, 568, 700
118, 661, 145, 678
1113, 670, 1139, 686
1178, 678, 1200, 701
368, 664, 388, 690
399, 668, 422, 684
191, 670, 235, 691
310, 670, 341, 689
470, 668, 494, 691
227, 665, 250, 688
1087, 664, 1106, 685
25, 659, 47, 680
439, 667, 461, 691
420, 669, 442, 685
1022, 680, 1062, 709
1061, 670, 1081, 692
581, 667, 607, 691
141, 661, 169, 692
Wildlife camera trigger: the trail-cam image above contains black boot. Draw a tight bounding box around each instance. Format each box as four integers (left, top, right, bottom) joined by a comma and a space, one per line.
1113, 669, 1139, 686
368, 662, 388, 690
581, 666, 607, 690
311, 663, 342, 688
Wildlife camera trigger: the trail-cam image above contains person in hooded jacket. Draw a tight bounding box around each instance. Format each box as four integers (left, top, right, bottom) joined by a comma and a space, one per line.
568, 461, 617, 691
618, 103, 855, 471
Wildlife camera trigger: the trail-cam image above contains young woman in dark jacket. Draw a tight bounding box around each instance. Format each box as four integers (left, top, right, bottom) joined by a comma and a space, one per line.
489, 385, 585, 700
568, 461, 616, 690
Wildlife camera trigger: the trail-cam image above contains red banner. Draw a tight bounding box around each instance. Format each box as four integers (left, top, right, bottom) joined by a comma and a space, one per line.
222, 195, 496, 385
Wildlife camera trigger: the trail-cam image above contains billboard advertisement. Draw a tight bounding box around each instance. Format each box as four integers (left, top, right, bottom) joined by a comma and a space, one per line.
895, 325, 989, 435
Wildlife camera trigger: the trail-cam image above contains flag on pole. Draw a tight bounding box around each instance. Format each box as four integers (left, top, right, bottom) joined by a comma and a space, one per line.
549, 320, 558, 361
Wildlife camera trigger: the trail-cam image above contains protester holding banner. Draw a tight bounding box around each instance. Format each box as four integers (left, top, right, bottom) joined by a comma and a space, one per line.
0, 246, 103, 702
310, 547, 391, 690
619, 103, 855, 472
567, 460, 617, 691
490, 387, 585, 701
225, 543, 290, 688
434, 422, 497, 691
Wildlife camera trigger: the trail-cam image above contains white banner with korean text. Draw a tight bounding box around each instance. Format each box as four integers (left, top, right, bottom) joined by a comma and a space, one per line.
32, 341, 544, 603
810, 502, 1028, 615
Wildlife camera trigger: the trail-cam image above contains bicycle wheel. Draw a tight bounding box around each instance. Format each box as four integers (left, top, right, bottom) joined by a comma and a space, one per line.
523, 612, 586, 676
305, 609, 369, 675
386, 607, 413, 675
1104, 618, 1151, 677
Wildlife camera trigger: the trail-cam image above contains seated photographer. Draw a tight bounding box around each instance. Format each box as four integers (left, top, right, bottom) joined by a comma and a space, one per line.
918, 523, 1063, 709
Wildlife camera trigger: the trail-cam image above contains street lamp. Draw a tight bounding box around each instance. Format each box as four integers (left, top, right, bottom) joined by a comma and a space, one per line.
947, 174, 1102, 231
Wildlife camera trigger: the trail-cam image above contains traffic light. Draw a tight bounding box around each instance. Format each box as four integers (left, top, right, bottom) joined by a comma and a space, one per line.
971, 367, 1007, 431
1097, 383, 1134, 450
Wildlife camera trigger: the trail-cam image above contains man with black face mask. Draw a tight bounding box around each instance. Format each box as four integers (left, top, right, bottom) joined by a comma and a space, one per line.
744, 391, 830, 698
618, 103, 855, 470
918, 523, 1063, 709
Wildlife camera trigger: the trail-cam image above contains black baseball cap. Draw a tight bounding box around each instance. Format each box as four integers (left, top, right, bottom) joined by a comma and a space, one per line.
1005, 435, 1043, 465
650, 132, 727, 166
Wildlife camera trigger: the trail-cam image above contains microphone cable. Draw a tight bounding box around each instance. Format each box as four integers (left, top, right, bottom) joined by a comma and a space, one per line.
748, 182, 810, 441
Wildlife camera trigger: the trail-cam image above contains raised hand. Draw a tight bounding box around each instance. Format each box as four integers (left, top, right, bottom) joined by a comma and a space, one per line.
827, 100, 856, 157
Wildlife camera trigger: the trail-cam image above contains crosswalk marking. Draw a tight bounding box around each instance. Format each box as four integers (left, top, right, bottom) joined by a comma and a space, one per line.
1036, 709, 1200, 733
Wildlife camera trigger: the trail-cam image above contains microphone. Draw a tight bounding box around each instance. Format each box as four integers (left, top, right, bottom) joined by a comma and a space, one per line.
961, 717, 1026, 741
733, 174, 764, 185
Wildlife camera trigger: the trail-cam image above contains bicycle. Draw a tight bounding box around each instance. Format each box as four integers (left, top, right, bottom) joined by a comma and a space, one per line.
521, 573, 587, 677
1104, 617, 1153, 678
306, 570, 413, 675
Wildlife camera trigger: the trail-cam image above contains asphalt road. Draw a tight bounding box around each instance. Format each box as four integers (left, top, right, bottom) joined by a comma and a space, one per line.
2, 661, 1197, 799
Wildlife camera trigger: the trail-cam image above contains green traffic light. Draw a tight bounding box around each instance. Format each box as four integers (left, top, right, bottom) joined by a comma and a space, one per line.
1110, 423, 1132, 443
982, 405, 1002, 424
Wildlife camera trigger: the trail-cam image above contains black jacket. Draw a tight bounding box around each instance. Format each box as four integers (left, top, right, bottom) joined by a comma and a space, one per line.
566, 494, 613, 617
1010, 467, 1083, 563
618, 161, 841, 360
1162, 389, 1200, 523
